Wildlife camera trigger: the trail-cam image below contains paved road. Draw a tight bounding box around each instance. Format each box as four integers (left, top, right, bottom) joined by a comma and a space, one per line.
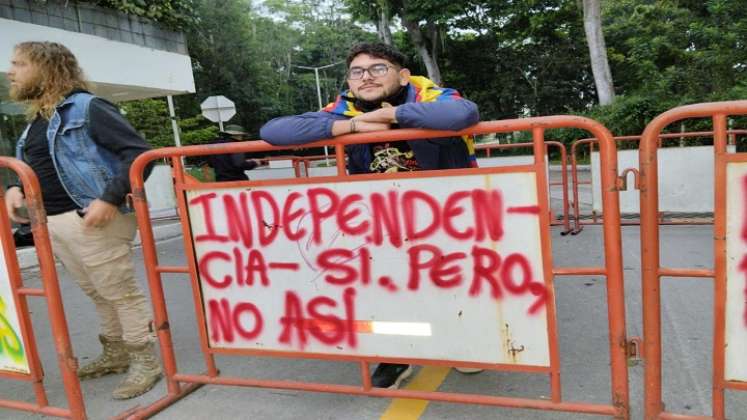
3, 222, 746, 420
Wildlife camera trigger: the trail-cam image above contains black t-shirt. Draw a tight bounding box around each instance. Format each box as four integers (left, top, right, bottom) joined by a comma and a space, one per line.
23, 117, 79, 215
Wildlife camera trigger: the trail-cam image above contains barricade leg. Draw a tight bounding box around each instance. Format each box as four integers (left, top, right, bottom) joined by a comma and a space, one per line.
0, 157, 86, 419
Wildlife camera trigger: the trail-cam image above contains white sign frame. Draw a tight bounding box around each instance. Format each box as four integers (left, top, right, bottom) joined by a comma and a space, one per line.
0, 226, 30, 375
184, 168, 556, 368
724, 161, 747, 381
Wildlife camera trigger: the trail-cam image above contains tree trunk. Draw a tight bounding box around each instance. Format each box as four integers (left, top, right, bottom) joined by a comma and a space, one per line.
400, 14, 442, 85
582, 0, 615, 105
377, 4, 393, 45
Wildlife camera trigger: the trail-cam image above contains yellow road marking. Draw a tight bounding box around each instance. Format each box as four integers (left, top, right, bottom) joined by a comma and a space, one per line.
379, 366, 451, 420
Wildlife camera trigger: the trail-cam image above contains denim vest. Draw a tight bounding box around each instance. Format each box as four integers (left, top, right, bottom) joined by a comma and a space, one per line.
15, 93, 128, 212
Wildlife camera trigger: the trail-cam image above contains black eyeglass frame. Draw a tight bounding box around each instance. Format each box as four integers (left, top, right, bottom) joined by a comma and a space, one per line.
346, 64, 399, 80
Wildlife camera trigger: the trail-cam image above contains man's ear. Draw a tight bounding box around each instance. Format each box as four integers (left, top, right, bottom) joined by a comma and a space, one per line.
398, 68, 411, 86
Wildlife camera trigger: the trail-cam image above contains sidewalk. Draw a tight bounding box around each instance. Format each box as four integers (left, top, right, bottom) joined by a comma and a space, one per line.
14, 217, 183, 270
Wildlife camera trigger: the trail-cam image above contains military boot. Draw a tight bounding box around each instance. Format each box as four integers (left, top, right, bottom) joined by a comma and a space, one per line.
77, 335, 129, 379
111, 341, 163, 400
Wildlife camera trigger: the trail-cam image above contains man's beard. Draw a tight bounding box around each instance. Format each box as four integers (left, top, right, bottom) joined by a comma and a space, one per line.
354, 85, 407, 112
9, 78, 43, 102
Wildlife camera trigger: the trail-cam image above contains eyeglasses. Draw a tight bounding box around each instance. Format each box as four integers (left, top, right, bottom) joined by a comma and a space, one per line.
346, 64, 396, 80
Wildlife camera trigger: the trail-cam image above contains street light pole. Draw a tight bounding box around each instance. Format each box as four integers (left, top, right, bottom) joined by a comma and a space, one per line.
294, 61, 344, 165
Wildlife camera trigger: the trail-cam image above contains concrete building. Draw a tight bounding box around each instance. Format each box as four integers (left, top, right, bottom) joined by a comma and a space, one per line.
0, 0, 194, 209
0, 0, 195, 151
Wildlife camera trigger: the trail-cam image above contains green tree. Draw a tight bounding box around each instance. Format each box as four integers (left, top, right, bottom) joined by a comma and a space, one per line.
120, 98, 217, 148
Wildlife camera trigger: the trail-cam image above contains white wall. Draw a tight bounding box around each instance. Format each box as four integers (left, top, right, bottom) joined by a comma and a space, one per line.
591, 145, 736, 213
1, 19, 194, 99
144, 165, 176, 217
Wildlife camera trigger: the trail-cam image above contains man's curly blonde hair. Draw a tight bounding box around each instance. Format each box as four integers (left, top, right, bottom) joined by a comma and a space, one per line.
13, 42, 89, 120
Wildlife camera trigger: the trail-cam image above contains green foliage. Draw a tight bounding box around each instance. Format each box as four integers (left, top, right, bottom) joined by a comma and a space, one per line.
111, 0, 747, 150
90, 0, 199, 30
187, 0, 374, 137
119, 98, 217, 149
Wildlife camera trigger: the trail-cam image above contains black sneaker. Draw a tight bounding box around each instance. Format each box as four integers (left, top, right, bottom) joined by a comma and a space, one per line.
371, 363, 413, 389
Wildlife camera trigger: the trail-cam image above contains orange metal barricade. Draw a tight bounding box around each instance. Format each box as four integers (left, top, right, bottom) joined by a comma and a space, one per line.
569, 130, 747, 234
0, 157, 85, 419
124, 117, 629, 419
639, 101, 747, 419
475, 141, 571, 234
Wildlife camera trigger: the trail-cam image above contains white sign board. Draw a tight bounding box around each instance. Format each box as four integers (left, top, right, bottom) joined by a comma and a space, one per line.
186, 172, 552, 366
725, 162, 747, 381
0, 235, 30, 374
200, 95, 236, 123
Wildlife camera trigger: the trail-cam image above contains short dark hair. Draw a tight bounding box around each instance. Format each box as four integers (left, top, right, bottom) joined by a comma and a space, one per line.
346, 43, 407, 68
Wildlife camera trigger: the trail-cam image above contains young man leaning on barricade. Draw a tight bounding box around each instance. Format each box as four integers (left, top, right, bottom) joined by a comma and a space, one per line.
260, 42, 481, 389
4, 42, 161, 399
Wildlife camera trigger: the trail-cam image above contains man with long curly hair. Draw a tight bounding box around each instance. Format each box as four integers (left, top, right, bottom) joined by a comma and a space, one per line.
4, 41, 161, 399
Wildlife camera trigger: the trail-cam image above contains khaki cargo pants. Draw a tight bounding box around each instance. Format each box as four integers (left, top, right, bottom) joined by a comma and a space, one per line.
47, 210, 152, 345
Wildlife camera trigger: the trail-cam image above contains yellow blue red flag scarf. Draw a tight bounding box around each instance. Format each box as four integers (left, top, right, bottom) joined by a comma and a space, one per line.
322, 76, 478, 167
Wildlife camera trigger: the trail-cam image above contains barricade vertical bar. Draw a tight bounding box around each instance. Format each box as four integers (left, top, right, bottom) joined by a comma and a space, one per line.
711, 114, 728, 419
556, 142, 571, 234
593, 125, 630, 419
32, 206, 86, 420
22, 160, 87, 419
570, 140, 587, 234
532, 128, 562, 403
334, 143, 346, 175
0, 157, 86, 419
129, 162, 182, 396
640, 116, 664, 419
171, 157, 220, 378
359, 362, 372, 391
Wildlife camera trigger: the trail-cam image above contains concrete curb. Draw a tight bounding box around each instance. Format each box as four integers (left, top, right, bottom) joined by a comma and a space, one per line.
16, 221, 183, 270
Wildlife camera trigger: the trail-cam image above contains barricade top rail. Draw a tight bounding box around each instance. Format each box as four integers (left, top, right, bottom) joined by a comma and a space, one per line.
131, 116, 616, 181
474, 140, 565, 148
642, 100, 747, 137
577, 129, 747, 144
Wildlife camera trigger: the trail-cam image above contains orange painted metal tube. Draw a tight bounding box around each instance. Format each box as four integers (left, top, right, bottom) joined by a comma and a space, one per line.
0, 157, 86, 419
638, 101, 747, 420
552, 267, 606, 276
127, 116, 629, 419
658, 268, 715, 278
530, 128, 562, 402
172, 373, 618, 415
711, 114, 728, 420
